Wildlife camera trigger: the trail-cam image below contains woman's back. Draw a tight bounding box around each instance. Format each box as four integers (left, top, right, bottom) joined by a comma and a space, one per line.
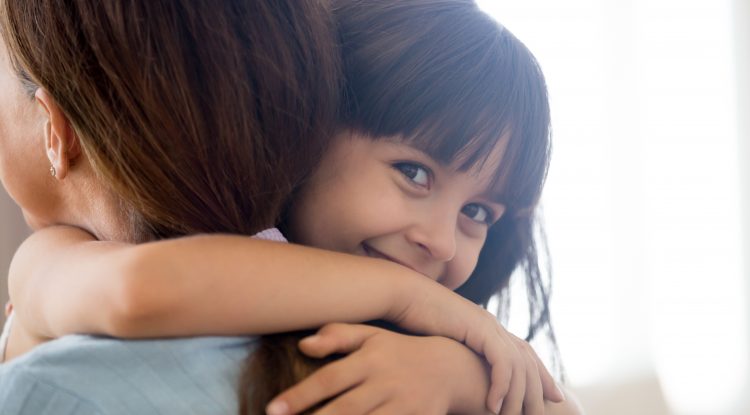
0, 335, 254, 414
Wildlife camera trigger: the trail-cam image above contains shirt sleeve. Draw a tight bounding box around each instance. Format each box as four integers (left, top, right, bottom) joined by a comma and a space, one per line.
0, 370, 103, 415
252, 227, 287, 242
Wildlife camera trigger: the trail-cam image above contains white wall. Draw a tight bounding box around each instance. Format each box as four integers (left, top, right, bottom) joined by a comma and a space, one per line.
0, 190, 28, 325
477, 1, 748, 414
733, 0, 750, 411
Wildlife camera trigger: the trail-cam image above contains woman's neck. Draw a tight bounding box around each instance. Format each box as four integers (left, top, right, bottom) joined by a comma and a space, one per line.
52, 171, 132, 242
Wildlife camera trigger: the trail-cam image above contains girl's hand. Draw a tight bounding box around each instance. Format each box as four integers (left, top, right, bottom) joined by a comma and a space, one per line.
388, 280, 564, 413
266, 322, 494, 415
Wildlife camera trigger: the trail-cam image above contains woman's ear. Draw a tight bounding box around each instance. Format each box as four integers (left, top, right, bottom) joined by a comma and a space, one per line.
35, 88, 81, 180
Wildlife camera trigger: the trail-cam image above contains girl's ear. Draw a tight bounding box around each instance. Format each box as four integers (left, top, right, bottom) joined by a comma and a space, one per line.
35, 88, 81, 180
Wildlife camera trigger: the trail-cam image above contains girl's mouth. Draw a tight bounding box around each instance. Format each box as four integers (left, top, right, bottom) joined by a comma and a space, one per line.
361, 243, 421, 275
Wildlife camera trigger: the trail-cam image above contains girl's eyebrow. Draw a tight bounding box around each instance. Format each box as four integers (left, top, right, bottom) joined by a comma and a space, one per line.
479, 177, 510, 206
383, 139, 441, 163
482, 191, 508, 207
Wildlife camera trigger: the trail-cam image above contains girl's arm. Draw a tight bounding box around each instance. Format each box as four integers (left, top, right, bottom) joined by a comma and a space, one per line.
8, 226, 422, 341
8, 225, 565, 410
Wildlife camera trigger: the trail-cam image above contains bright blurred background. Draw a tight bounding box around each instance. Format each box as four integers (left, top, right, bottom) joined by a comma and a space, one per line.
477, 0, 749, 414
1, 1, 748, 414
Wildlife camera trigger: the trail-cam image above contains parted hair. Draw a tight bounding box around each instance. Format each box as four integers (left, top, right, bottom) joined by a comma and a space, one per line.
1, 0, 340, 241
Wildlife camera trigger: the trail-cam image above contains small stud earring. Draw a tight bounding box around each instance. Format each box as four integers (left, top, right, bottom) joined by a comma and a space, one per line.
50, 165, 56, 178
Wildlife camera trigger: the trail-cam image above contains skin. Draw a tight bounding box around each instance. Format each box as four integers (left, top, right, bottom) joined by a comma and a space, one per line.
278, 323, 583, 415
0, 40, 127, 241
0, 40, 56, 229
288, 131, 508, 291
0, 38, 129, 359
0, 36, 576, 414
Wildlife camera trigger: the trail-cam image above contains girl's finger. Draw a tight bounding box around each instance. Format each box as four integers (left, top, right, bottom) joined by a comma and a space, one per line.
526, 342, 564, 402
520, 345, 545, 415
299, 323, 380, 359
312, 381, 388, 415
267, 355, 366, 415
498, 360, 525, 415
486, 355, 511, 413
483, 327, 516, 412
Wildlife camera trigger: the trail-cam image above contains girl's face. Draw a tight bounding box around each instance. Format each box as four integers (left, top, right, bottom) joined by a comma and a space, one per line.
0, 39, 56, 229
289, 131, 508, 289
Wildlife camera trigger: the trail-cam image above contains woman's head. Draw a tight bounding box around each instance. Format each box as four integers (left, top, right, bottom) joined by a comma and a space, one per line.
289, 0, 551, 316
0, 39, 61, 232
0, 0, 340, 241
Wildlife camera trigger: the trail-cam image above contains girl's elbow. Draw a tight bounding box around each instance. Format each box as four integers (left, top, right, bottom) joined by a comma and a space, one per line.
103, 251, 170, 337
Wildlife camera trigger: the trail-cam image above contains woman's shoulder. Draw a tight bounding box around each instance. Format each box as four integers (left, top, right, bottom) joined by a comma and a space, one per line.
0, 335, 257, 415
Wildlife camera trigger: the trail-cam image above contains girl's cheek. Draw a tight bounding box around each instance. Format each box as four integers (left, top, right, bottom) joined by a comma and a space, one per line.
458, 216, 489, 240
443, 254, 475, 290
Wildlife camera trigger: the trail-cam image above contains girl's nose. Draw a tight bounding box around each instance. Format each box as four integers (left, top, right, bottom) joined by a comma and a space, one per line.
406, 216, 457, 263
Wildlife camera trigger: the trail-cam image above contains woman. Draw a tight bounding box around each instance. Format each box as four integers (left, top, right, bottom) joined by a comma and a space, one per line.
0, 0, 339, 412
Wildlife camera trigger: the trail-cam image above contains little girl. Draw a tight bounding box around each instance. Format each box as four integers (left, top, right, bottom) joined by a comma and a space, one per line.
248, 2, 566, 412
1, 0, 575, 414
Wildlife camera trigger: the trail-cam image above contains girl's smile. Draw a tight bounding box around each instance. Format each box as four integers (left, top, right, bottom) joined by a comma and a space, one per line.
289, 131, 508, 290
361, 243, 420, 274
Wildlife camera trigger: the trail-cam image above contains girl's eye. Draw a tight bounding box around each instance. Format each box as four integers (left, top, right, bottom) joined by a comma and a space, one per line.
393, 162, 431, 188
462, 203, 494, 225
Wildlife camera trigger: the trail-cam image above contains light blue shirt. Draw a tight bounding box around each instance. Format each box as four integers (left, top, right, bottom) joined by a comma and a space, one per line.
0, 334, 256, 414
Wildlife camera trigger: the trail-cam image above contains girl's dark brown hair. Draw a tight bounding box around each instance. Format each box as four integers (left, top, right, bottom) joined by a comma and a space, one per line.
246, 0, 557, 412
1, 0, 341, 413
0, 0, 339, 241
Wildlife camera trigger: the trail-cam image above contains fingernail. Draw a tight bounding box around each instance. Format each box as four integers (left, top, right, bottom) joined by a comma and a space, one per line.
493, 398, 503, 414
555, 383, 566, 401
300, 335, 320, 344
266, 400, 289, 415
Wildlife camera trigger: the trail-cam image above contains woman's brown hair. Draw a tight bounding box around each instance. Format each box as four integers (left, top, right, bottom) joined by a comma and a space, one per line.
1, 0, 340, 413
0, 0, 339, 241
246, 0, 558, 413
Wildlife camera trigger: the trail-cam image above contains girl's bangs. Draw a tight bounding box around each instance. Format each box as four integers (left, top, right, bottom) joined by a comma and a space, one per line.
390, 42, 550, 214
340, 1, 551, 213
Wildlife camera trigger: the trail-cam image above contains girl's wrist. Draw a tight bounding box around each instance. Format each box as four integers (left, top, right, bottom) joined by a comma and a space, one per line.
379, 263, 461, 338
379, 261, 426, 326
